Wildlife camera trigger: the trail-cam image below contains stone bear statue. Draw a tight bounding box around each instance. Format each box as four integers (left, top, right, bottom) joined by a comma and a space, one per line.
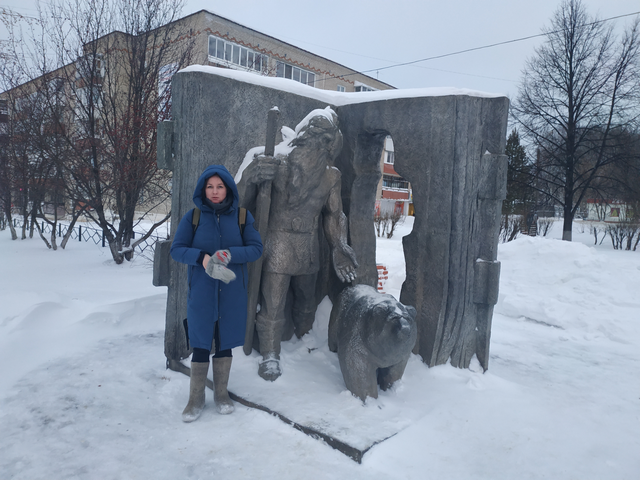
328, 284, 418, 401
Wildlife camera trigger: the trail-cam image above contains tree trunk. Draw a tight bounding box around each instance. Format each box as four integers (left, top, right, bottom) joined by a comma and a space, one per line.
562, 206, 573, 241
35, 222, 52, 249
50, 228, 58, 250
4, 208, 18, 240
21, 212, 28, 240
129, 212, 171, 260
8, 221, 18, 240
29, 208, 37, 238
51, 200, 58, 250
108, 239, 125, 265
61, 209, 84, 249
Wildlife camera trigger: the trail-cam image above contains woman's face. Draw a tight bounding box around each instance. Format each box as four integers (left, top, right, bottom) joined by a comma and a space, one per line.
205, 175, 227, 204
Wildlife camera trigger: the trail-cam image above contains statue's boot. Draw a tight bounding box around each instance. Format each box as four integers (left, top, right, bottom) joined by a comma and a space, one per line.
256, 311, 283, 381
258, 352, 281, 381
182, 361, 209, 422
212, 357, 235, 414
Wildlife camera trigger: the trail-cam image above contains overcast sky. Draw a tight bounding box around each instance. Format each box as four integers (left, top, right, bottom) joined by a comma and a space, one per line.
183, 0, 640, 99
1, 0, 639, 99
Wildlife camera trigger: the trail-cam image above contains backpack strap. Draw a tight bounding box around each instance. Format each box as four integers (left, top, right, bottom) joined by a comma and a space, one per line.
238, 207, 246, 236
192, 206, 246, 237
191, 207, 201, 234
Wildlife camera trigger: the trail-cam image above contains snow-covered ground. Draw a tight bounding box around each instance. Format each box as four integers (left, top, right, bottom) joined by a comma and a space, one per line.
0, 218, 638, 479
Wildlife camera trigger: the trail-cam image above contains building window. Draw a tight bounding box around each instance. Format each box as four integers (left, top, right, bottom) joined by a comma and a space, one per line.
383, 174, 408, 190
208, 36, 265, 73
337, 85, 345, 92
383, 135, 394, 164
275, 61, 316, 87
354, 82, 376, 92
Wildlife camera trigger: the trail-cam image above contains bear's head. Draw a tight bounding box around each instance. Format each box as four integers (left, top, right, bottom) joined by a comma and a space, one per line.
363, 297, 418, 366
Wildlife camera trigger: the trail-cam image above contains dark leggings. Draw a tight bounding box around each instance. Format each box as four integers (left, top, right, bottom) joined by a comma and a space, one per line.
192, 322, 232, 362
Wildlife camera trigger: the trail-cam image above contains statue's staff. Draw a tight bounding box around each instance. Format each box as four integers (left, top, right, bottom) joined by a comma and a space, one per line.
243, 107, 280, 355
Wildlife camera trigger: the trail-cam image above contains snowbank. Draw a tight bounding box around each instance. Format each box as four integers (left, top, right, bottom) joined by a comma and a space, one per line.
0, 218, 638, 479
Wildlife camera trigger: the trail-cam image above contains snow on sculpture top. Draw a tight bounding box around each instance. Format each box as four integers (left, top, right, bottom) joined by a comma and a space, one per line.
179, 65, 506, 105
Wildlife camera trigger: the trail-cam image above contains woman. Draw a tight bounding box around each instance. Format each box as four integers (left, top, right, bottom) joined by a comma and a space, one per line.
170, 165, 262, 422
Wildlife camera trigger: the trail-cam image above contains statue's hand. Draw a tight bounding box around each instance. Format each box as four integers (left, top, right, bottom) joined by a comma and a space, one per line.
249, 154, 281, 184
332, 245, 358, 283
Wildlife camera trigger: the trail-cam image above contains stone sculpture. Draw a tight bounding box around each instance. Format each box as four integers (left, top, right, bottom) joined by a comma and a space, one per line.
155, 67, 509, 379
236, 107, 358, 381
329, 285, 417, 401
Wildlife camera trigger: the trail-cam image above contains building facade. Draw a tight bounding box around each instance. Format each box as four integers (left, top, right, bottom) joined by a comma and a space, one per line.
179, 10, 394, 94
376, 136, 413, 216
583, 199, 633, 222
1, 9, 396, 222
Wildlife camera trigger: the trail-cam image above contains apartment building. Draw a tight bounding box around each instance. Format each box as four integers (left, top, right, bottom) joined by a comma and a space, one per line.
1, 9, 398, 219
176, 10, 394, 93
376, 136, 413, 216
173, 11, 411, 214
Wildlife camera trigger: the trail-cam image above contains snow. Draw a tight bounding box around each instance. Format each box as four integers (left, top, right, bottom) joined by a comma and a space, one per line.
293, 106, 337, 134
1, 219, 639, 479
235, 107, 334, 184
179, 65, 506, 106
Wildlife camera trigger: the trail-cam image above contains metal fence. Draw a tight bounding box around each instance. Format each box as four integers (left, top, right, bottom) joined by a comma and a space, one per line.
7, 216, 167, 258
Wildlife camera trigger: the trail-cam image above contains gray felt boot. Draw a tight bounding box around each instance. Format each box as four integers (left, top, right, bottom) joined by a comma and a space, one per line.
182, 361, 209, 422
212, 357, 235, 414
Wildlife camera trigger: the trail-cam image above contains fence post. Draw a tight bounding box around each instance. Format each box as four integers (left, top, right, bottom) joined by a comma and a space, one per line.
78, 225, 82, 241
102, 231, 105, 247
42, 221, 44, 231
58, 224, 62, 237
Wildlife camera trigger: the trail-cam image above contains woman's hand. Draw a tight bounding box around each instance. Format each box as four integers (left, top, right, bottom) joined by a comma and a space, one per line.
202, 254, 211, 269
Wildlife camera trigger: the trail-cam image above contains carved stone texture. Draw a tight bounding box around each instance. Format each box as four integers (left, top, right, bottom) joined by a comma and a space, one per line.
236, 107, 358, 381
329, 285, 417, 401
154, 68, 509, 373
337, 97, 509, 371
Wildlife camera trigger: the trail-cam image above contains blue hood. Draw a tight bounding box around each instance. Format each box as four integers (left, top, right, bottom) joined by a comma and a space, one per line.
192, 165, 239, 212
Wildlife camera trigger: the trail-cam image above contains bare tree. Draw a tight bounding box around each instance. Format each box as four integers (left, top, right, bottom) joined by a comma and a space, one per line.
511, 0, 640, 241
0, 80, 18, 239
1, 0, 193, 261
385, 209, 404, 239
3, 90, 39, 241
1, 8, 57, 242
47, 0, 193, 262
373, 209, 390, 237
0, 29, 88, 249
499, 214, 523, 243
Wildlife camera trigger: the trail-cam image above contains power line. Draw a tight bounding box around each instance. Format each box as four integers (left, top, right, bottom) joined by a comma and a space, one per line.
339, 10, 640, 80
276, 34, 516, 83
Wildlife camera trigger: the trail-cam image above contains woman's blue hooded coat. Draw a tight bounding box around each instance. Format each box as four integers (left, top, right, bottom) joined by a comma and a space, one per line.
170, 165, 263, 351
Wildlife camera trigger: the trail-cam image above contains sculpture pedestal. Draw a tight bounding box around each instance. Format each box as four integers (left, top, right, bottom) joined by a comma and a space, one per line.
225, 299, 429, 462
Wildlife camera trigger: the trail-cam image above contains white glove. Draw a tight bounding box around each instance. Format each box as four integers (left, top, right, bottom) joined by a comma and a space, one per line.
211, 249, 231, 266
205, 262, 236, 284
